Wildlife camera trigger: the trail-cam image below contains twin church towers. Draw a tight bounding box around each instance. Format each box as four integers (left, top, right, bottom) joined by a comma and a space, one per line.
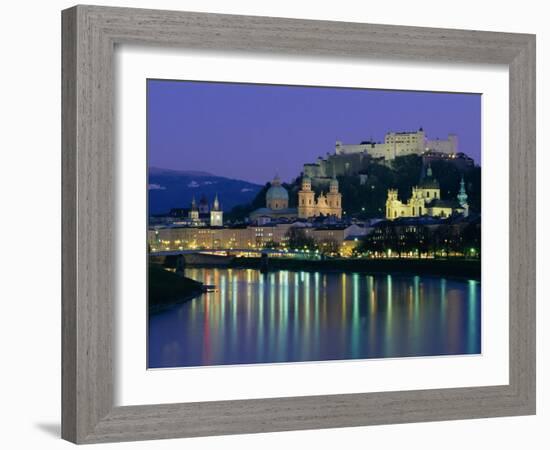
251, 174, 343, 222
297, 176, 342, 219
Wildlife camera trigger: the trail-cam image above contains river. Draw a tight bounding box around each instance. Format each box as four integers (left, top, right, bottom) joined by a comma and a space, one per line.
148, 268, 481, 368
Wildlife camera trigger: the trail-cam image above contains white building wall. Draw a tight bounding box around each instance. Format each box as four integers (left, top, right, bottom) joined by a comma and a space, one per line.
335, 131, 457, 161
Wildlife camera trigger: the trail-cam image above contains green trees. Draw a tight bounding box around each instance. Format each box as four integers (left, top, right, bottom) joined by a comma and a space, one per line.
429, 161, 481, 212
263, 240, 280, 249
317, 238, 340, 256
356, 221, 480, 259
286, 227, 317, 251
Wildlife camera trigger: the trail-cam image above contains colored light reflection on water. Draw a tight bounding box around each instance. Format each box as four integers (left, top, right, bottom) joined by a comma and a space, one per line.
148, 268, 481, 368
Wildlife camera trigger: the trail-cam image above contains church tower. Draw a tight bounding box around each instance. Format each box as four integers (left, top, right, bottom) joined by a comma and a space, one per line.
210, 194, 223, 227
298, 176, 316, 219
326, 175, 342, 218
457, 176, 469, 217
189, 196, 199, 221
386, 189, 400, 219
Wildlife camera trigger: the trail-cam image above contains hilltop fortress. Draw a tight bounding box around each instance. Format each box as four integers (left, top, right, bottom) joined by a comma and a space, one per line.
303, 128, 470, 185
336, 128, 457, 159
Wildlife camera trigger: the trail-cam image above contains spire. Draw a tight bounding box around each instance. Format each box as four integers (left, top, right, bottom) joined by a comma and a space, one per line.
426, 164, 433, 178
457, 176, 468, 207
330, 171, 339, 193
191, 195, 197, 210
212, 193, 220, 211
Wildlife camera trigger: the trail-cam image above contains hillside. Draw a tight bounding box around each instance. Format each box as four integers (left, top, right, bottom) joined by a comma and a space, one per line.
148, 167, 262, 215
228, 155, 481, 220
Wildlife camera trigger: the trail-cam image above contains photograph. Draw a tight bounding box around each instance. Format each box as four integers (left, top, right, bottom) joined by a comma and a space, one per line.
146, 80, 482, 369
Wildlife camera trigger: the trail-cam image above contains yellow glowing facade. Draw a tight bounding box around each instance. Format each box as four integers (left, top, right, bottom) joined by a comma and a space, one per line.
298, 176, 342, 219
148, 223, 367, 254
385, 168, 467, 220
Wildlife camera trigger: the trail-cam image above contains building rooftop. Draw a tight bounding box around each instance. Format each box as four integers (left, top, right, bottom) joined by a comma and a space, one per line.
250, 207, 298, 216
429, 199, 462, 209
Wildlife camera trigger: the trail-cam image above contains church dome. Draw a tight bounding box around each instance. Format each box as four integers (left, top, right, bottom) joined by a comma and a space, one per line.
419, 178, 440, 189
266, 176, 289, 203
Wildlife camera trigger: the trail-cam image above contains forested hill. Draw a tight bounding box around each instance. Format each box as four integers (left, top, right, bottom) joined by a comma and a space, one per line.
228, 155, 481, 221
336, 155, 481, 218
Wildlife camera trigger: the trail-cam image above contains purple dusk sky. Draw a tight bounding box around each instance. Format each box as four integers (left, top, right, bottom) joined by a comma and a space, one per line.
147, 79, 481, 185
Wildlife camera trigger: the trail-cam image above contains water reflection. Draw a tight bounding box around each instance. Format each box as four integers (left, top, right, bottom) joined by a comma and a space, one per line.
148, 268, 481, 368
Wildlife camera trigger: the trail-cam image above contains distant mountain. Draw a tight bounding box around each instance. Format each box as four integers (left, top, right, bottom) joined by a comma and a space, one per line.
148, 167, 214, 177
148, 167, 263, 215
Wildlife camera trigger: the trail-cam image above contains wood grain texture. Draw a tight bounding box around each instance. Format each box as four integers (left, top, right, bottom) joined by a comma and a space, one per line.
61, 4, 536, 444
61, 7, 77, 443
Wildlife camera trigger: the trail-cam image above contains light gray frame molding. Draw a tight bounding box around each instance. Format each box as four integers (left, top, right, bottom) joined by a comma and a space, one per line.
62, 5, 536, 444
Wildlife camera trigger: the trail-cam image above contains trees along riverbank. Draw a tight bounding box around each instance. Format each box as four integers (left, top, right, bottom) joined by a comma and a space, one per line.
148, 264, 205, 313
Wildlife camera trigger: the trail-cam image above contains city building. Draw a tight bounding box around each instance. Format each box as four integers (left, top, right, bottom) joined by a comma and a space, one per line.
163, 194, 224, 227
249, 175, 298, 222
335, 128, 458, 161
148, 222, 368, 254
210, 194, 223, 227
248, 174, 343, 223
302, 128, 463, 184
297, 176, 342, 219
385, 166, 468, 220
187, 196, 201, 225
422, 151, 474, 170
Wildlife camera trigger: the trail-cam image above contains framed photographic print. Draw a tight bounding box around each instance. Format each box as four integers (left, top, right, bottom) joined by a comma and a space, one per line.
62, 5, 536, 444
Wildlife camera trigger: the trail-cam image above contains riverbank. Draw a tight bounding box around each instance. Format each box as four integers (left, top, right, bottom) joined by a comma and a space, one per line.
225, 256, 481, 279
148, 264, 205, 314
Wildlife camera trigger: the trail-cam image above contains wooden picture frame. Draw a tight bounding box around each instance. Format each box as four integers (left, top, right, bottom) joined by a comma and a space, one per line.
62, 5, 536, 444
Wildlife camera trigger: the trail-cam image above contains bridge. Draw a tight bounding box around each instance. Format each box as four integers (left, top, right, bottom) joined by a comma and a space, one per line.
150, 248, 321, 273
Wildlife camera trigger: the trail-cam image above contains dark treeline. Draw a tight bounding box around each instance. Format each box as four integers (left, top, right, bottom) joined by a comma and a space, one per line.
357, 219, 481, 258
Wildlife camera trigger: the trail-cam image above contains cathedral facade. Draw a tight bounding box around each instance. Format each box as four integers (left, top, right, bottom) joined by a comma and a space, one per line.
249, 174, 343, 223
298, 176, 342, 219
385, 166, 469, 220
